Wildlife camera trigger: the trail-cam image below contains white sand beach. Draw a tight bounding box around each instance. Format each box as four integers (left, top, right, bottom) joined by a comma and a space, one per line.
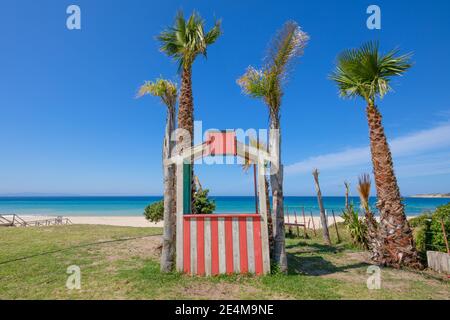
18, 215, 343, 228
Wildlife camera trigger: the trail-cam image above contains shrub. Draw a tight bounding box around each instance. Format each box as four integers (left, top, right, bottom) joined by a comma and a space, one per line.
410, 203, 450, 256
144, 200, 164, 222
341, 204, 368, 249
193, 189, 216, 214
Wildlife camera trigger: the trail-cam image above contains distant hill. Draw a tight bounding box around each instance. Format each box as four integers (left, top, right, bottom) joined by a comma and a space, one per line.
410, 193, 450, 198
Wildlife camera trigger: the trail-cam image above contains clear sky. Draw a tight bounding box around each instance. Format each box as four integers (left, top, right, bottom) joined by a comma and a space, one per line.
1, 0, 450, 196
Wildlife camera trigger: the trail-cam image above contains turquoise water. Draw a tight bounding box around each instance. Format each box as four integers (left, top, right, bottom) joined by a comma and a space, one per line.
0, 196, 448, 217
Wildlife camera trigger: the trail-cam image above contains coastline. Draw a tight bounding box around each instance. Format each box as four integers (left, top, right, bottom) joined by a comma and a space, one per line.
16, 215, 345, 228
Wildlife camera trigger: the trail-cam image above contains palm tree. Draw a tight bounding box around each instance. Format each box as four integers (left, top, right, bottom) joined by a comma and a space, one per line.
330, 42, 422, 268
137, 79, 178, 272
357, 173, 380, 260
238, 21, 309, 273
241, 138, 274, 258
312, 169, 332, 245
158, 11, 221, 211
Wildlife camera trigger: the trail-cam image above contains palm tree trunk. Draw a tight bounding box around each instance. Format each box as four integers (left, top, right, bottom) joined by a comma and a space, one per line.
161, 106, 176, 273
269, 116, 287, 273
178, 65, 195, 213
365, 210, 381, 261
265, 176, 274, 259
312, 169, 332, 245
366, 104, 422, 268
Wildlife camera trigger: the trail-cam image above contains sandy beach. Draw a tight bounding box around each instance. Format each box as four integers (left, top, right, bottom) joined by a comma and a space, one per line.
17, 215, 344, 228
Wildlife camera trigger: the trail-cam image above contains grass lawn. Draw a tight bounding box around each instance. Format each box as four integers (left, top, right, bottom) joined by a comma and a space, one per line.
0, 224, 448, 300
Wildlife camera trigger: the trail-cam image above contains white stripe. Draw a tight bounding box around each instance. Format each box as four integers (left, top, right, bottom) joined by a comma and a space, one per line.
204, 218, 212, 276
190, 219, 197, 275
218, 218, 226, 274
232, 218, 240, 273
246, 217, 255, 274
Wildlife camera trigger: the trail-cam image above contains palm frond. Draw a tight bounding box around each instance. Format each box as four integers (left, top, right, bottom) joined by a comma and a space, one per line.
157, 11, 222, 70
357, 173, 371, 212
136, 78, 178, 109
330, 41, 412, 104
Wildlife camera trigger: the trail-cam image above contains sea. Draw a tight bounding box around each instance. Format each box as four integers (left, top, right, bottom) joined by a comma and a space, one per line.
0, 196, 448, 217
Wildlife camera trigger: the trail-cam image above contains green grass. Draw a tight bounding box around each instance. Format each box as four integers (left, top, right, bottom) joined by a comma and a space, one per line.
0, 224, 448, 300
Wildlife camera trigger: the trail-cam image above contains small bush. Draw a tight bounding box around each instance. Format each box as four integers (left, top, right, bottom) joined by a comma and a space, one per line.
341, 204, 368, 249
193, 189, 216, 214
410, 203, 450, 256
144, 200, 164, 222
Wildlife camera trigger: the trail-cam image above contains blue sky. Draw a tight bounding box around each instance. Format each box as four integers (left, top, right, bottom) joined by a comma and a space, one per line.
1, 0, 450, 196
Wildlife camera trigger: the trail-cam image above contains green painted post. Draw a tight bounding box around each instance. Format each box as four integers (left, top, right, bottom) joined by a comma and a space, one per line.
183, 163, 192, 214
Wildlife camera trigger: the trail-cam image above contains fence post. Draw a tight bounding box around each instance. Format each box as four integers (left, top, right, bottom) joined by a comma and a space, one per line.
440, 218, 449, 254
332, 210, 341, 243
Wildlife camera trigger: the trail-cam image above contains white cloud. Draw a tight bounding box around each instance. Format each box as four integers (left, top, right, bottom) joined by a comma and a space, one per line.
286, 123, 450, 175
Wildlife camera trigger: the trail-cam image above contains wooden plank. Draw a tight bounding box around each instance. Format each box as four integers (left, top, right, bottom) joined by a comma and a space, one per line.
239, 217, 248, 273
211, 218, 219, 275
218, 218, 226, 274
190, 218, 197, 275
204, 218, 212, 276
257, 165, 270, 275
183, 163, 192, 214
183, 217, 190, 273
246, 217, 255, 274
253, 216, 263, 275
176, 164, 184, 272
225, 217, 234, 274
232, 218, 240, 273
197, 217, 205, 276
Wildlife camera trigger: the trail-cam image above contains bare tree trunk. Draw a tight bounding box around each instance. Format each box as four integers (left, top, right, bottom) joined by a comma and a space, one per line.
269, 116, 287, 273
160, 106, 176, 273
366, 104, 422, 269
344, 181, 350, 211
312, 169, 332, 246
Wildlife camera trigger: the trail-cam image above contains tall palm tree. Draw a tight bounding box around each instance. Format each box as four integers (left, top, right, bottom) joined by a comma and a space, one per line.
241, 138, 274, 258
137, 79, 178, 272
357, 173, 380, 261
330, 42, 422, 268
238, 21, 309, 272
158, 11, 221, 211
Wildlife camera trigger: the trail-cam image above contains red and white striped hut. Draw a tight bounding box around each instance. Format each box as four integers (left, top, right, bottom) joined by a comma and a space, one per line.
170, 130, 271, 276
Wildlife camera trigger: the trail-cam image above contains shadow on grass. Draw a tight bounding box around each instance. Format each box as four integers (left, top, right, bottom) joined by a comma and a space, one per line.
286, 252, 369, 276
286, 241, 346, 254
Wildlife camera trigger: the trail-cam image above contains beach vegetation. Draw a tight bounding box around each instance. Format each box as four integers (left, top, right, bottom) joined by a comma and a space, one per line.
137, 78, 178, 273
192, 189, 216, 214
330, 42, 422, 269
410, 203, 450, 259
144, 200, 164, 223
158, 11, 222, 210
237, 21, 309, 273
341, 203, 368, 249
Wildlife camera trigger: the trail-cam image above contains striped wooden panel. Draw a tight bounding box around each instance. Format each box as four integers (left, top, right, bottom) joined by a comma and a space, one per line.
182, 214, 267, 276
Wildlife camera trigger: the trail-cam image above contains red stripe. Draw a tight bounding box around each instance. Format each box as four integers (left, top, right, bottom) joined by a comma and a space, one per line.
197, 217, 205, 276
225, 217, 234, 274
211, 218, 219, 275
183, 218, 190, 274
239, 217, 248, 273
253, 217, 263, 275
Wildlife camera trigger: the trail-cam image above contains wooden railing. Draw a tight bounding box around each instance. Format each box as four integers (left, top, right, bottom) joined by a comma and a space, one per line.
0, 214, 72, 227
